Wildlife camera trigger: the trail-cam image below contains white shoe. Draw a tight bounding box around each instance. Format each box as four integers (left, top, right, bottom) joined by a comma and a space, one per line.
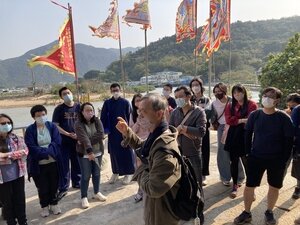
81, 197, 89, 209
40, 207, 50, 217
109, 174, 119, 184
93, 192, 107, 202
122, 175, 133, 185
50, 204, 61, 215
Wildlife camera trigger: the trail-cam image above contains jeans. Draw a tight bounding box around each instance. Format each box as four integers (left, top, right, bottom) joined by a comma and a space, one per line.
32, 162, 59, 208
78, 155, 102, 198
0, 176, 27, 225
217, 124, 245, 182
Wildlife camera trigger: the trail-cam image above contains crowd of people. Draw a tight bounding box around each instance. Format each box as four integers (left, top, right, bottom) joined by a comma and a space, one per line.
0, 81, 299, 225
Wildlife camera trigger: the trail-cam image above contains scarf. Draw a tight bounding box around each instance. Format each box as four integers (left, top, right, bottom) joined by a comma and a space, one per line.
141, 121, 168, 158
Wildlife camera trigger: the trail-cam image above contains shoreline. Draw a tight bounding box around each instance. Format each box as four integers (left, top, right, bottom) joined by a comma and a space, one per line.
0, 93, 135, 109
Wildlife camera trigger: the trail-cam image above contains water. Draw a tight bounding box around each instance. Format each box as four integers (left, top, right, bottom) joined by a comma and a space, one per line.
1, 87, 260, 128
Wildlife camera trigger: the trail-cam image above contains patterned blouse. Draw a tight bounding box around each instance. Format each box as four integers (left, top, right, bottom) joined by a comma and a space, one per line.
0, 133, 28, 184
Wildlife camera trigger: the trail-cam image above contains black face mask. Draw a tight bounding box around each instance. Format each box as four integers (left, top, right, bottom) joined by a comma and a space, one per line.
215, 93, 224, 100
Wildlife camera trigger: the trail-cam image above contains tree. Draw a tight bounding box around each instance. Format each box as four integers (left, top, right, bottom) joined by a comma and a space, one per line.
259, 33, 300, 106
83, 70, 102, 80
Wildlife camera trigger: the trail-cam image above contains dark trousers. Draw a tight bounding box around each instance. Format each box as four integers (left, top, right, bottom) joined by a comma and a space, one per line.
59, 142, 81, 192
230, 154, 247, 185
187, 153, 203, 185
0, 176, 27, 225
201, 127, 210, 176
32, 162, 59, 208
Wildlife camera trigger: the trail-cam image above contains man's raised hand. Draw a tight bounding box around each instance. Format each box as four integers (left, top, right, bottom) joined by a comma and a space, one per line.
116, 117, 128, 136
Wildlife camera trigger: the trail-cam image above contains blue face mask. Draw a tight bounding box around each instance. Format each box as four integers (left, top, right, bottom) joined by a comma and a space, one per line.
63, 94, 73, 103
0, 123, 12, 133
35, 115, 48, 125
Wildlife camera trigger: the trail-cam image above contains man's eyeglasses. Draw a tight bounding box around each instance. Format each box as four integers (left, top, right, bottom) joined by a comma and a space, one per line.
0, 122, 11, 125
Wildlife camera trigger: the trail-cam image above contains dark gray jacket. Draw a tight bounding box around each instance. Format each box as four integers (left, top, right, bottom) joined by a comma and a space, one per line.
169, 105, 206, 156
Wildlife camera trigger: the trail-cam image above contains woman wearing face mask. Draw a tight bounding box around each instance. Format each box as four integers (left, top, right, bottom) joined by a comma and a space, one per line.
25, 105, 63, 217
0, 113, 28, 225
189, 78, 212, 186
75, 102, 107, 209
224, 84, 258, 198
211, 83, 246, 187
128, 93, 151, 202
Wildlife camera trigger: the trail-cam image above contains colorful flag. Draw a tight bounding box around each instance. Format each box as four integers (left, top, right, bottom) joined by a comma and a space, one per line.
89, 0, 119, 40
197, 0, 230, 57
123, 0, 151, 29
28, 17, 75, 75
175, 0, 197, 43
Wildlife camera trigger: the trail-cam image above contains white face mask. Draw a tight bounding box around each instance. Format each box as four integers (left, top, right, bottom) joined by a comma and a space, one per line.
262, 97, 275, 109
113, 91, 121, 99
162, 90, 170, 98
35, 115, 48, 125
0, 123, 12, 133
192, 86, 201, 94
63, 94, 73, 104
176, 98, 186, 108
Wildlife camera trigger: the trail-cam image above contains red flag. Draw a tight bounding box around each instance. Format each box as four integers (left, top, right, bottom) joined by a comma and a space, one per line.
28, 17, 75, 75
89, 0, 119, 40
196, 0, 230, 57
175, 0, 197, 43
123, 0, 151, 29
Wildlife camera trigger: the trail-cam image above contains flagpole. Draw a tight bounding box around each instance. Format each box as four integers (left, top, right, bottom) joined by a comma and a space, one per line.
208, 2, 212, 98
116, 2, 126, 98
228, 0, 232, 89
68, 3, 80, 103
194, 0, 198, 76
145, 28, 149, 93
30, 68, 36, 97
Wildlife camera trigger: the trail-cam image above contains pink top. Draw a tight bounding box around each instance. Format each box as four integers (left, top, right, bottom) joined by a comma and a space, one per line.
225, 99, 258, 126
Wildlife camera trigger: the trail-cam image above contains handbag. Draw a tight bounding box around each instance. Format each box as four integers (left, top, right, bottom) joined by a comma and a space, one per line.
211, 99, 229, 130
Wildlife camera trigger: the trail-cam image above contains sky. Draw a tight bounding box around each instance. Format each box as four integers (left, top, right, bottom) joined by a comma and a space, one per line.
0, 0, 299, 60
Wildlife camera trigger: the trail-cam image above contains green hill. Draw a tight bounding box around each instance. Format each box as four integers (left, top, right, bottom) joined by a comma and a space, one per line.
105, 16, 300, 83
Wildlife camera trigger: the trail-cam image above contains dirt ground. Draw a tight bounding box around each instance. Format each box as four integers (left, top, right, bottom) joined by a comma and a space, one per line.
1, 132, 300, 225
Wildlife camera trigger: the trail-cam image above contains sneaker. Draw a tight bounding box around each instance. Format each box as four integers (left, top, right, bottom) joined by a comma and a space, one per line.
72, 184, 80, 189
237, 181, 244, 187
50, 204, 61, 215
292, 187, 300, 199
230, 184, 238, 198
93, 192, 107, 202
134, 193, 143, 203
222, 181, 230, 186
81, 197, 89, 209
202, 176, 208, 186
57, 190, 68, 201
234, 211, 252, 224
122, 175, 133, 185
40, 207, 50, 217
295, 216, 300, 224
265, 210, 276, 225
109, 174, 119, 184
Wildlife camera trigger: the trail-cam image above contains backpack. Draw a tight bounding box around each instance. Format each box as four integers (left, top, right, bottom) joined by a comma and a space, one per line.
161, 148, 205, 224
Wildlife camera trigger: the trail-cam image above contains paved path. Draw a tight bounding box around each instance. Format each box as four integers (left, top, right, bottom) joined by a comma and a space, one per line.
1, 131, 299, 225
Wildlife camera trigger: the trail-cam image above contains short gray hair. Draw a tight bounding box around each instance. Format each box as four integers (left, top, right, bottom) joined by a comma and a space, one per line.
141, 93, 168, 112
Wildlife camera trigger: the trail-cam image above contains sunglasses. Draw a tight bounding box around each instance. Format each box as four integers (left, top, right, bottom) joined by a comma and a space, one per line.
0, 122, 11, 125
